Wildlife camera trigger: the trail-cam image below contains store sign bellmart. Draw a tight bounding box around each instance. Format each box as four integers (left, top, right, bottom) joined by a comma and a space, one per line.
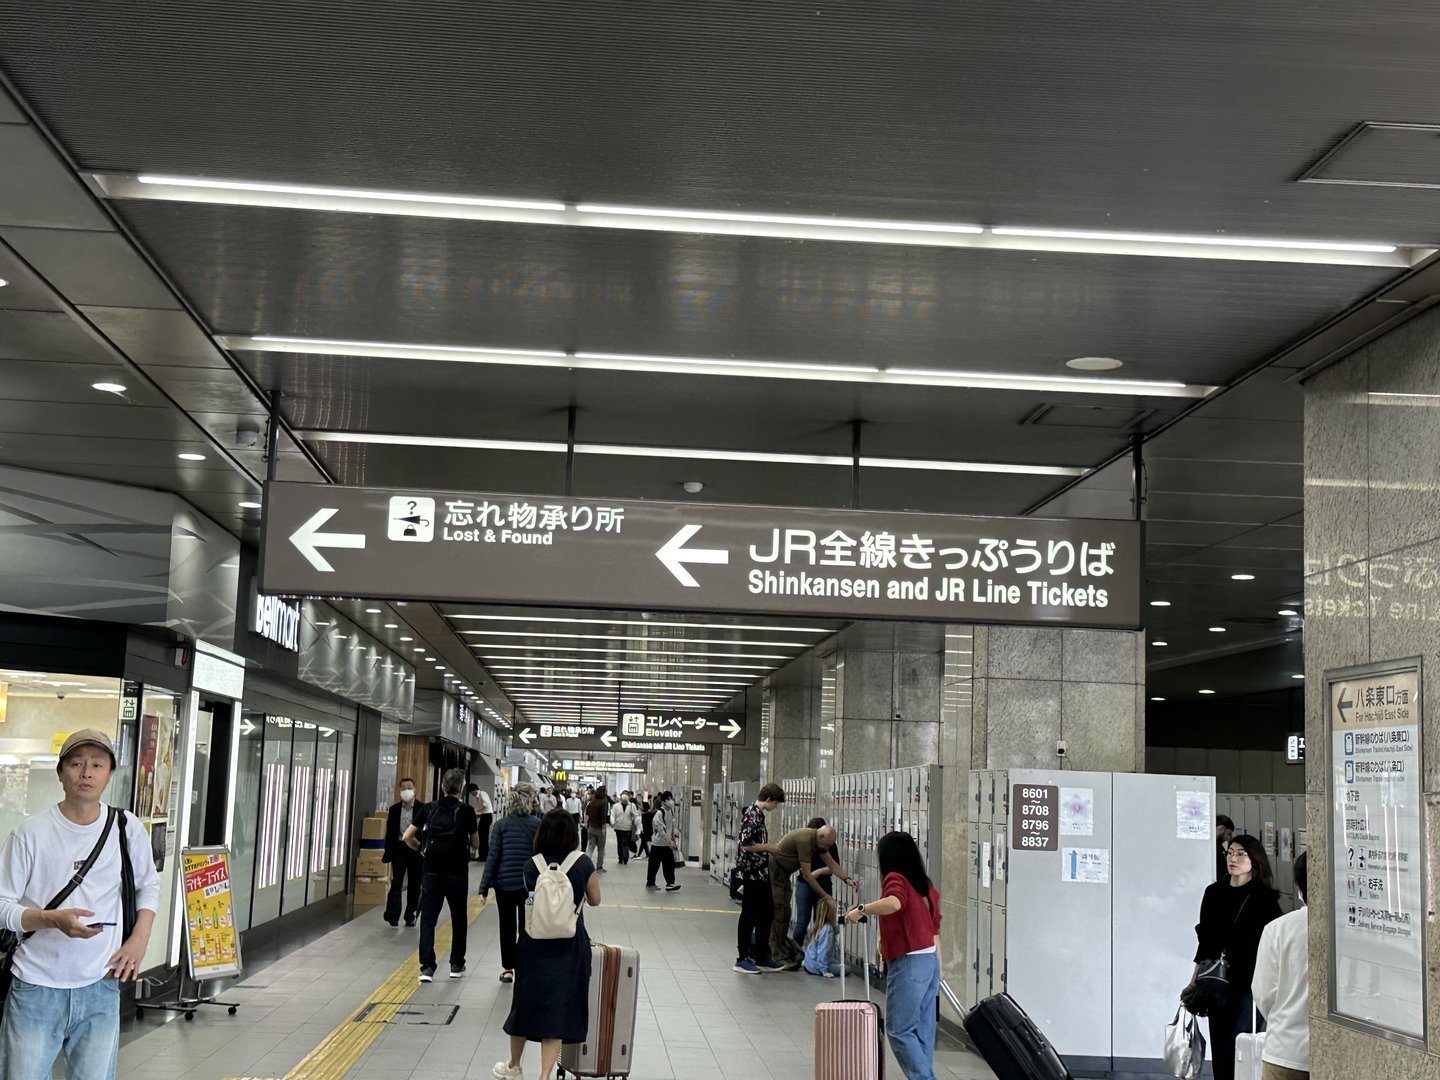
260, 483, 1142, 627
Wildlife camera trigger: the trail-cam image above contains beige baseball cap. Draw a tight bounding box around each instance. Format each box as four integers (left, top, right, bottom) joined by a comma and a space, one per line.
57, 728, 117, 768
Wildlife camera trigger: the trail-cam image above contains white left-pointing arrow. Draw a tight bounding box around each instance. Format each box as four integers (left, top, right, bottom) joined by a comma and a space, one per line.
289, 508, 367, 573
656, 524, 729, 588
721, 717, 743, 739
600, 730, 618, 747
518, 728, 536, 745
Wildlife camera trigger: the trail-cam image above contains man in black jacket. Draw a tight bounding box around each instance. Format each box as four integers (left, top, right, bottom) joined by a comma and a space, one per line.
383, 778, 425, 927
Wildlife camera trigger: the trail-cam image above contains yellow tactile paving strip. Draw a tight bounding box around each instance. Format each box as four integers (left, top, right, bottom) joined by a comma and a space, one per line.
227, 895, 488, 1080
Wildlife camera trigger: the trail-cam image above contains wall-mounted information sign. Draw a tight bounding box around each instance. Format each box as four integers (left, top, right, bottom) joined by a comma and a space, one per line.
1012, 784, 1059, 852
1327, 657, 1426, 1047
1286, 734, 1306, 763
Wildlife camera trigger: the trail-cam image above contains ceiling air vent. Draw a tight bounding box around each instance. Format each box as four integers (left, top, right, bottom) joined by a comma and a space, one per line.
1300, 122, 1440, 190
1021, 403, 1154, 431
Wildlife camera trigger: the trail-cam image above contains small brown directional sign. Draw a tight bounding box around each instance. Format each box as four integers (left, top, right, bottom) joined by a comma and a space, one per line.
260, 482, 1142, 628
1011, 783, 1059, 852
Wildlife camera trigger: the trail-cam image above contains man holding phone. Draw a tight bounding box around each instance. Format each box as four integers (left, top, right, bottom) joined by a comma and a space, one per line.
0, 728, 160, 1078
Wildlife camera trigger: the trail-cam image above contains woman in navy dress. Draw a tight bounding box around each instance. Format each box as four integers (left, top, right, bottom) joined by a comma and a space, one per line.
494, 808, 600, 1080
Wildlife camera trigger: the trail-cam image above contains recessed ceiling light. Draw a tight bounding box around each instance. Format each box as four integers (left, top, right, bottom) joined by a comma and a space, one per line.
1151, 640, 1168, 647
238, 500, 262, 509
1291, 673, 1305, 680
383, 623, 398, 629
365, 607, 381, 614
177, 452, 206, 461
92, 381, 127, 394
0, 278, 8, 287
1198, 689, 1216, 695
1149, 600, 1170, 607
1278, 609, 1298, 617
1208, 626, 1226, 633
1065, 356, 1124, 372
413, 647, 424, 653
1231, 573, 1255, 581
400, 636, 414, 642
1150, 696, 1166, 702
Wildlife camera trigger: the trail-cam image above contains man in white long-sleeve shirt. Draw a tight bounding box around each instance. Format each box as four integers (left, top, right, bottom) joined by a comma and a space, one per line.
1252, 851, 1309, 1080
0, 728, 160, 1080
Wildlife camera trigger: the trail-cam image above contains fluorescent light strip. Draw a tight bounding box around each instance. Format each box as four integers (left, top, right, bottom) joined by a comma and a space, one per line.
298, 428, 1087, 476
450, 613, 832, 633
510, 687, 727, 700
497, 672, 753, 685
462, 630, 809, 648
482, 658, 774, 672
238, 338, 1215, 399
990, 226, 1396, 254
96, 175, 1416, 266
499, 678, 748, 691
477, 643, 797, 660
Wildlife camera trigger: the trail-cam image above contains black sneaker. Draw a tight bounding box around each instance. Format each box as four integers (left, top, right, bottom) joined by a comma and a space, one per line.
665, 884, 682, 892
646, 884, 660, 890
404, 919, 416, 928
419, 966, 436, 983
449, 963, 466, 979
384, 916, 398, 927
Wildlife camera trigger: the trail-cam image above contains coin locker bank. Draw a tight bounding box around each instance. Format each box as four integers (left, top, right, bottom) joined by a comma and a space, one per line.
967, 769, 1215, 1076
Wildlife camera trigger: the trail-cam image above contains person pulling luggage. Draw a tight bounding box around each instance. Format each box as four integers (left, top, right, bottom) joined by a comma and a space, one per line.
844, 831, 942, 1080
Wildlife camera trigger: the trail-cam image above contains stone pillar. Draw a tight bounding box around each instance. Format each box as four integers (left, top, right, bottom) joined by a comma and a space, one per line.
1303, 307, 1440, 1076
832, 622, 945, 771
769, 653, 821, 781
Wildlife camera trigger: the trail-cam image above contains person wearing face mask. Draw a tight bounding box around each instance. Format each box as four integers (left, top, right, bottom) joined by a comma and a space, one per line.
383, 778, 426, 928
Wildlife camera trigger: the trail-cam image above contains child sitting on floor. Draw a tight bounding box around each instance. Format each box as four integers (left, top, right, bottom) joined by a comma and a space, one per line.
802, 894, 843, 978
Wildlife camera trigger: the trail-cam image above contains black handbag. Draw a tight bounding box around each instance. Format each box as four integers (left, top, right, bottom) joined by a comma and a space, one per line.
0, 807, 117, 1015
1182, 895, 1250, 1017
117, 811, 137, 941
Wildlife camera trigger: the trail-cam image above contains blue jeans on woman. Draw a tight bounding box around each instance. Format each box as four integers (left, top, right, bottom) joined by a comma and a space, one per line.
885, 951, 940, 1080
0, 976, 120, 1079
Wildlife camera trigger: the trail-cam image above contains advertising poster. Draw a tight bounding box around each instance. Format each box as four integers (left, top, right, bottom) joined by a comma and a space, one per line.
180, 849, 242, 981
134, 714, 158, 817
1328, 659, 1425, 1045
149, 716, 177, 819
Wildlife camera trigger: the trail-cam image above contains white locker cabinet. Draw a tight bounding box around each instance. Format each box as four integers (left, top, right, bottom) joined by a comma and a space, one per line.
977, 900, 993, 1002
970, 769, 985, 823
1006, 769, 1114, 1068
991, 903, 1007, 995
1110, 773, 1216, 1067
964, 897, 981, 1010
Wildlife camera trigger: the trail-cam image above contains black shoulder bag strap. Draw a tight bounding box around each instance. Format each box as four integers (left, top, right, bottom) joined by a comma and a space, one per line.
20, 807, 117, 944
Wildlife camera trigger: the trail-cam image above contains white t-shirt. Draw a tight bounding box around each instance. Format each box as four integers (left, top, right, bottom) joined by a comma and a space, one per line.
475, 789, 493, 815
565, 796, 581, 815
0, 805, 161, 989
1252, 906, 1308, 1071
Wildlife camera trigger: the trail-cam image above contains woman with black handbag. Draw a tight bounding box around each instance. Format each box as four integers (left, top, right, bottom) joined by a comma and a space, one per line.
1181, 834, 1282, 1080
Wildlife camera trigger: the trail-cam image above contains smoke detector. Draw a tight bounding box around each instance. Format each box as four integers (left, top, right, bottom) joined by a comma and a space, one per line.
682, 481, 704, 494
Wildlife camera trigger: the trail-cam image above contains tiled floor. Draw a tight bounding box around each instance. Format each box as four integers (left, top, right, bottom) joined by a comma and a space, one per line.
111, 860, 995, 1080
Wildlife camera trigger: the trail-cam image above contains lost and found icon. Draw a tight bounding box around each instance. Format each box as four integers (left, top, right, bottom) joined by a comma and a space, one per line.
387, 496, 435, 542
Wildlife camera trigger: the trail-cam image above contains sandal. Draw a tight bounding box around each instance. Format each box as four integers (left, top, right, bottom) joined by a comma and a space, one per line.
499, 970, 515, 983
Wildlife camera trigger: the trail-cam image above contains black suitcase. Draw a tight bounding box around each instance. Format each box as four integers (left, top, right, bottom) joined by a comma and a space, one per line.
962, 992, 1073, 1080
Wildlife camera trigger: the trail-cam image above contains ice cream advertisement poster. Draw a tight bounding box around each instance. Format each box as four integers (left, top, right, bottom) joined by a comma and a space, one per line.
181, 850, 242, 980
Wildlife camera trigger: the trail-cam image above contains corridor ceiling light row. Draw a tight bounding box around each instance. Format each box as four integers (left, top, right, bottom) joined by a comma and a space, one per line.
481, 657, 774, 672
460, 630, 811, 648
298, 430, 1088, 477
94, 174, 1421, 267
448, 614, 831, 634
476, 644, 797, 660
247, 340, 1212, 400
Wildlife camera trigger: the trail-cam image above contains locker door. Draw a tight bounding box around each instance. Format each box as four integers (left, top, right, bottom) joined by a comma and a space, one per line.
965, 897, 980, 1009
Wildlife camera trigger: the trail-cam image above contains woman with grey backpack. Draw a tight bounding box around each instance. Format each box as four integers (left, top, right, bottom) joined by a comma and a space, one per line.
644, 791, 682, 892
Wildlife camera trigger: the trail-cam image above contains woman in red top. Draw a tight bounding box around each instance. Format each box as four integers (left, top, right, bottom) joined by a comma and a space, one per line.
844, 831, 941, 1080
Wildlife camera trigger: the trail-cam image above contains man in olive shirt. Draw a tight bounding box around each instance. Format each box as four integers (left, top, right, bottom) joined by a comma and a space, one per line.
745, 824, 858, 967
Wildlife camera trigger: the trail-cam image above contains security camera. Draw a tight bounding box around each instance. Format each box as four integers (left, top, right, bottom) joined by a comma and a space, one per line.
1056, 739, 1067, 758
894, 711, 903, 720
235, 426, 262, 448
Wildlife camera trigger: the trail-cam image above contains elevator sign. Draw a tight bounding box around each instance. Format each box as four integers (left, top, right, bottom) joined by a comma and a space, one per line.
260, 482, 1142, 627
1327, 657, 1425, 1047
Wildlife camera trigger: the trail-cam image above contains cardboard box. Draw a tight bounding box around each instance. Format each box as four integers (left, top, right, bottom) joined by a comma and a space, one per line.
361, 815, 387, 840
354, 875, 389, 906
356, 850, 388, 877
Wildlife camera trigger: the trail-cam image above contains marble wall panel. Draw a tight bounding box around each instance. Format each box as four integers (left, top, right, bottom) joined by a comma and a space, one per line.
985, 679, 1061, 769
896, 651, 942, 725
1304, 348, 1370, 577
1366, 310, 1440, 557
984, 626, 1062, 682
1368, 536, 1440, 791
843, 649, 895, 720
1061, 629, 1139, 684
840, 718, 893, 772
1060, 681, 1139, 772
895, 720, 940, 767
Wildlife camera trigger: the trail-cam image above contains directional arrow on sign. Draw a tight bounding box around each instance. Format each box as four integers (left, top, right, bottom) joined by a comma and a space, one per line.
600, 730, 618, 748
289, 508, 367, 573
518, 727, 537, 745
656, 523, 729, 588
721, 717, 743, 739
1338, 687, 1354, 724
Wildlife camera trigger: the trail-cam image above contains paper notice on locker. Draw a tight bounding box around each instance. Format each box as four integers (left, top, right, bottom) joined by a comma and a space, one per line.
1279, 828, 1294, 863
1061, 847, 1109, 884
1059, 787, 1094, 835
1176, 791, 1212, 840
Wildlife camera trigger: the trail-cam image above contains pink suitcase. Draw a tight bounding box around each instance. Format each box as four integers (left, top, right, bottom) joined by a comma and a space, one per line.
559, 941, 640, 1079
814, 910, 884, 1080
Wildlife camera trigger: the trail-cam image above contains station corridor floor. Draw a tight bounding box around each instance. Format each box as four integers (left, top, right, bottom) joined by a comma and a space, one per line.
112, 861, 995, 1080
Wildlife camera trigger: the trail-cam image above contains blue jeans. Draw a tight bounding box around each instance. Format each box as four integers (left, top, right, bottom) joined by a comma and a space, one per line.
790, 878, 827, 947
885, 951, 939, 1080
0, 976, 120, 1080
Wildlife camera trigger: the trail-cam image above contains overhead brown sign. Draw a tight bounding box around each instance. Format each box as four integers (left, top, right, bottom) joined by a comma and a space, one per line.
260, 482, 1142, 627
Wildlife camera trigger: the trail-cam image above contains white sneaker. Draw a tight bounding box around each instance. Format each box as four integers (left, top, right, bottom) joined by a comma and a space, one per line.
492, 1062, 524, 1080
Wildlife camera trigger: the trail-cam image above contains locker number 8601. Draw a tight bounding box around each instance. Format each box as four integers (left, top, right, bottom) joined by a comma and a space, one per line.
1021, 787, 1048, 798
